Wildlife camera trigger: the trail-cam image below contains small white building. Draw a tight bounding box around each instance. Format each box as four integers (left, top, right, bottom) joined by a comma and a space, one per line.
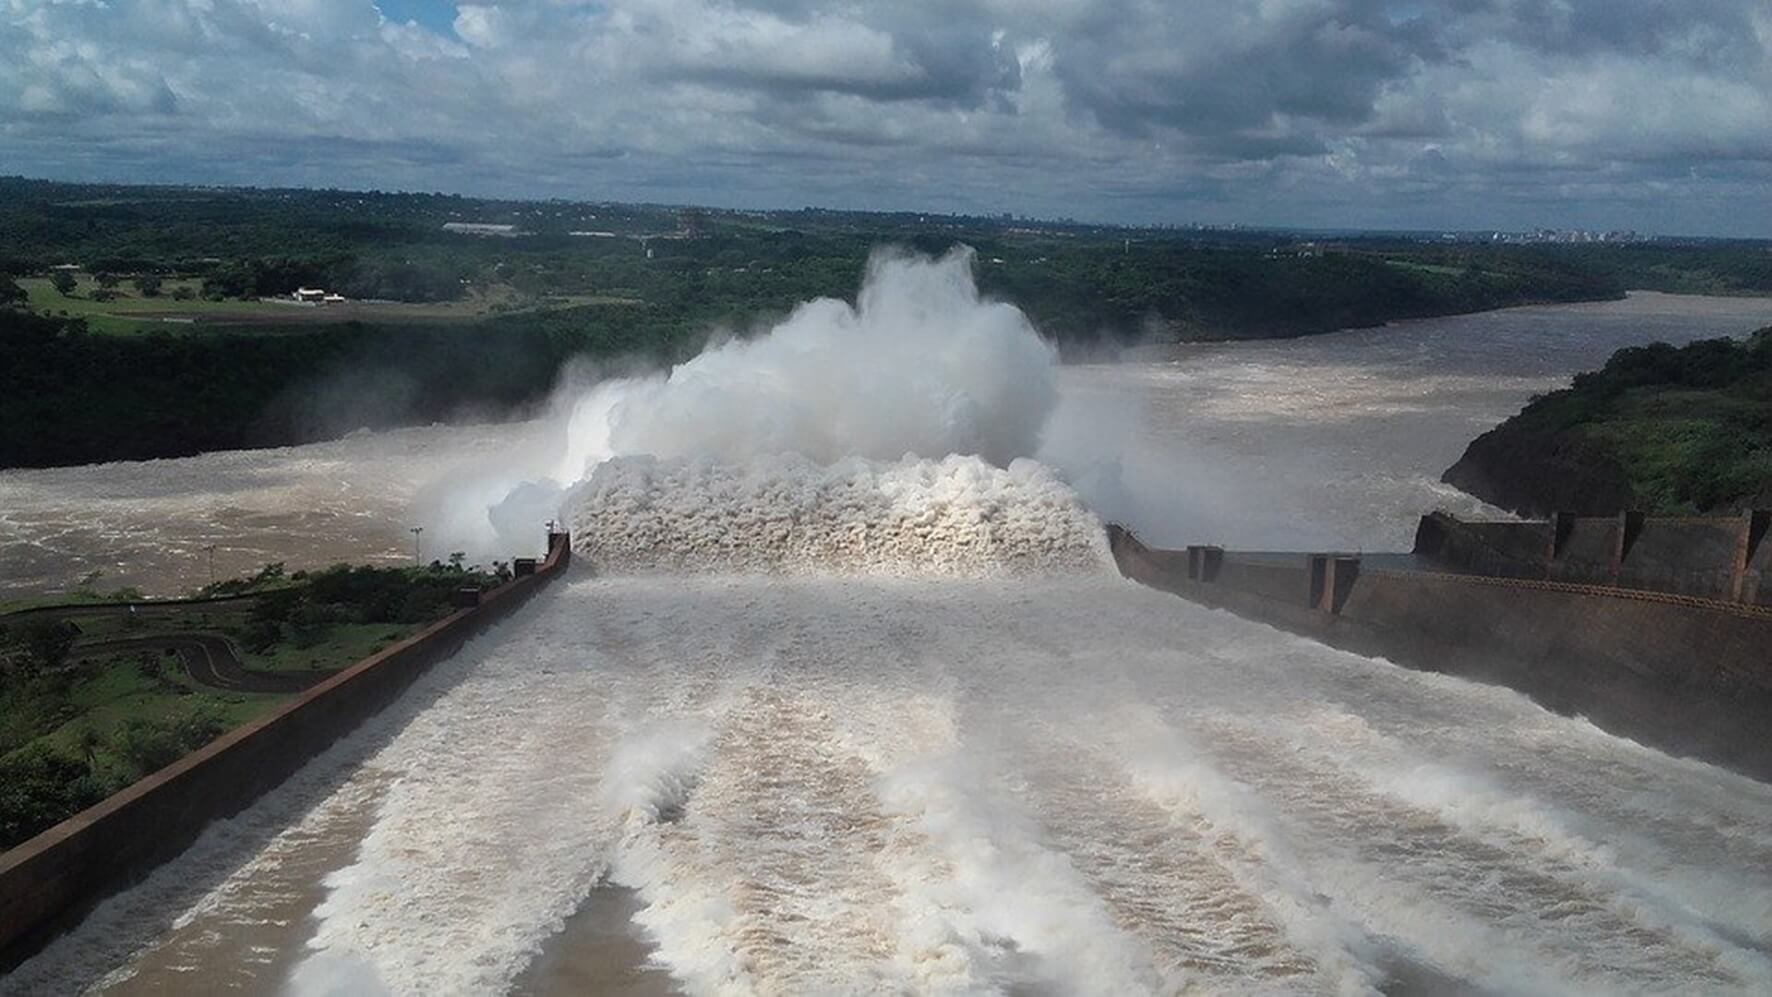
293, 288, 326, 302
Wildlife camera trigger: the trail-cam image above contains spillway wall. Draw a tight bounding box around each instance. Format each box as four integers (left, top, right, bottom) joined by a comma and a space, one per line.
1416, 510, 1771, 605
0, 533, 572, 969
1109, 525, 1772, 782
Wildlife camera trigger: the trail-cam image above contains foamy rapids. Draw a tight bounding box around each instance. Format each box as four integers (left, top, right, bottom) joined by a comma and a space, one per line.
423, 245, 1119, 571
570, 454, 1108, 576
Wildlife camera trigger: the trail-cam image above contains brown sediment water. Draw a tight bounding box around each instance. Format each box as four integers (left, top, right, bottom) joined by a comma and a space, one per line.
0, 422, 543, 599
6, 293, 1772, 995
98, 770, 394, 995
510, 887, 679, 997
5, 293, 1772, 598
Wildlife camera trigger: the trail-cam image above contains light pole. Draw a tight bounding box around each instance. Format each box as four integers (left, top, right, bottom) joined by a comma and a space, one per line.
204, 544, 217, 587
410, 526, 424, 566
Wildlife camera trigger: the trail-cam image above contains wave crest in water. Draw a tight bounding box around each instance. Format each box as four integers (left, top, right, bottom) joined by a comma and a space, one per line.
568, 453, 1109, 576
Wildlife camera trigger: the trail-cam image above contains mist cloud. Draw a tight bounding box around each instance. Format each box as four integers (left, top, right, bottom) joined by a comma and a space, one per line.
423, 246, 1078, 556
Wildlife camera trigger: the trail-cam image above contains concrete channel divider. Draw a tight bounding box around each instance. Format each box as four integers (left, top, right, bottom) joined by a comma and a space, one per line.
0, 531, 572, 969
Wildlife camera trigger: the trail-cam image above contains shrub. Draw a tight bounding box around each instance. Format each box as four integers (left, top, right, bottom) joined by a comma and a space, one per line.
0, 746, 106, 849
114, 708, 226, 778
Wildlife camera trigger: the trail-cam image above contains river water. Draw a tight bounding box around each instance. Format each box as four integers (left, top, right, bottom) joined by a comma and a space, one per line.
6, 292, 1772, 597
5, 291, 1772, 995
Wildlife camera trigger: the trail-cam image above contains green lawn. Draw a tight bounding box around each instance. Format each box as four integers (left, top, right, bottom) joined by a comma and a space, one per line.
22, 275, 295, 332
61, 607, 421, 672
0, 592, 112, 615
1, 650, 278, 769
47, 653, 275, 752
20, 274, 631, 335
3, 603, 425, 766
238, 622, 419, 673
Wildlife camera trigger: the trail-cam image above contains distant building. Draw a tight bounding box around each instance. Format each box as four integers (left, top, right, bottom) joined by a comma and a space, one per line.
322, 293, 346, 303
293, 288, 326, 302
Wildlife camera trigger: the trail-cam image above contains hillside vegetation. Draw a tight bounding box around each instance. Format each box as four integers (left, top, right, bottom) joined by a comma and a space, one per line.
3, 177, 1769, 468
1444, 330, 1772, 515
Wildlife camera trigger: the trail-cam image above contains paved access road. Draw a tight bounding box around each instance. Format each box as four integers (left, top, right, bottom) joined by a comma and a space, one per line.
76, 634, 330, 694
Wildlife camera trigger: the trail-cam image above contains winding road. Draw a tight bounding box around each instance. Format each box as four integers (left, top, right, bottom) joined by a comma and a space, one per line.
75, 634, 329, 694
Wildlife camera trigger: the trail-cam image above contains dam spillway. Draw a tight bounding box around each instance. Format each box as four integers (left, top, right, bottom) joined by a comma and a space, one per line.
11, 529, 1772, 994
9, 291, 1772, 994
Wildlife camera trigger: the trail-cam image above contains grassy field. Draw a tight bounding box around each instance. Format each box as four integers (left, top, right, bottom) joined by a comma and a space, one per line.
65, 605, 421, 671
1382, 259, 1468, 277
19, 274, 632, 334
0, 592, 114, 615
23, 275, 302, 332
239, 621, 416, 673
23, 650, 277, 761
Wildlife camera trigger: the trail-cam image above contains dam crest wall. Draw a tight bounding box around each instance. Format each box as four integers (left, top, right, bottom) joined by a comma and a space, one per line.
1110, 516, 1772, 783
1415, 509, 1771, 605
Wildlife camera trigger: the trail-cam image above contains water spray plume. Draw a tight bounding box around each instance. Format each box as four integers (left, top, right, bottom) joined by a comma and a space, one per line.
428, 246, 1107, 570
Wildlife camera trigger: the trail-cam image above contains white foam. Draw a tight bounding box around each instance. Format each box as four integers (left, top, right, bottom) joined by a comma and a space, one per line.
568, 452, 1110, 576
426, 246, 1071, 558
17, 576, 1772, 996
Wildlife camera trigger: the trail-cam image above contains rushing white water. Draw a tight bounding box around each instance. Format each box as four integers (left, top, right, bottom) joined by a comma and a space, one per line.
424, 246, 1071, 562
15, 556, 1771, 995
570, 454, 1107, 576
7, 266, 1772, 995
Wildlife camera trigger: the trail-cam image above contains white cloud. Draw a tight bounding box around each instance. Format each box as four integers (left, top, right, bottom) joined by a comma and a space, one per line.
0, 0, 1767, 234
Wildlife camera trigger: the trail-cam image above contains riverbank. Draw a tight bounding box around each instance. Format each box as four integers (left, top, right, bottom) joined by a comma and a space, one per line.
1444, 326, 1772, 516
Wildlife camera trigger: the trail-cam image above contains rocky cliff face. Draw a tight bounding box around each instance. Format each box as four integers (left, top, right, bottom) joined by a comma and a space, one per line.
1442, 424, 1637, 517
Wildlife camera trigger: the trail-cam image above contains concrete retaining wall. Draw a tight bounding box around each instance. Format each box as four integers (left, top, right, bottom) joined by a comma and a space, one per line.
0, 533, 572, 968
1749, 514, 1772, 606
1108, 525, 1772, 782
1415, 510, 1770, 604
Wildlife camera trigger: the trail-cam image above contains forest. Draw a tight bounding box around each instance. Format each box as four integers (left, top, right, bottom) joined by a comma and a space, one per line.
5, 176, 1772, 468
1443, 329, 1772, 516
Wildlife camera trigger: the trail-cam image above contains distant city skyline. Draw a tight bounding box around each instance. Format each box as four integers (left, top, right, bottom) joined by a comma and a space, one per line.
3, 1, 1769, 238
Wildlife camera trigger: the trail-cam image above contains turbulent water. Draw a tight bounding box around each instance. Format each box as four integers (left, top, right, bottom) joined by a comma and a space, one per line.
6, 291, 1772, 597
12, 540, 1772, 995
6, 281, 1772, 996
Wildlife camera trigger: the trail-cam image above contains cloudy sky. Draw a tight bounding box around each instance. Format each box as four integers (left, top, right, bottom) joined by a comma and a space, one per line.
3, 0, 1769, 235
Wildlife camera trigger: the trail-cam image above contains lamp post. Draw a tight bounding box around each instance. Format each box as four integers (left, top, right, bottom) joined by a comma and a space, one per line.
204, 544, 217, 587
410, 526, 424, 566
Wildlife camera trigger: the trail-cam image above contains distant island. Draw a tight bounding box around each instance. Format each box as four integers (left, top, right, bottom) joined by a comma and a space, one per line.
4, 177, 1772, 469
1445, 329, 1772, 516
